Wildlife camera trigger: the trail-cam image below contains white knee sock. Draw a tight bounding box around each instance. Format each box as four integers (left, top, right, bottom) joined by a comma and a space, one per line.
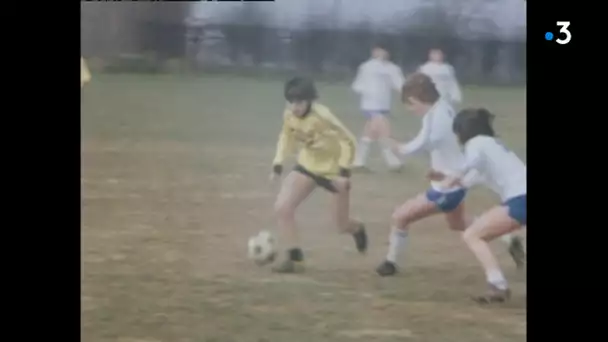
379, 138, 402, 168
486, 269, 508, 290
354, 137, 372, 167
386, 228, 408, 263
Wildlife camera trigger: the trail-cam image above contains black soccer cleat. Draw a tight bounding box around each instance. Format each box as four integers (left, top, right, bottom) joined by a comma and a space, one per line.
472, 283, 512, 304
352, 224, 368, 253
376, 260, 397, 277
508, 236, 526, 269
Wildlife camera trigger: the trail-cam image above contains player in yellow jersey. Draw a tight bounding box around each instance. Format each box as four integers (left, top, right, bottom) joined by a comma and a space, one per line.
270, 77, 368, 273
81, 57, 91, 88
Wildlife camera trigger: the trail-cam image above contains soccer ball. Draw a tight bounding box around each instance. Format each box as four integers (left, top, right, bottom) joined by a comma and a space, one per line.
247, 230, 277, 265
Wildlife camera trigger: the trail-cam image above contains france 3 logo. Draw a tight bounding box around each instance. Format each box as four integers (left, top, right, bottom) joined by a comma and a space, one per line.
545, 22, 572, 45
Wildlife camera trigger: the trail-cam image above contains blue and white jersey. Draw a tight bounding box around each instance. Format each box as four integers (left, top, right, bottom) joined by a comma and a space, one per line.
398, 100, 467, 192
462, 136, 527, 201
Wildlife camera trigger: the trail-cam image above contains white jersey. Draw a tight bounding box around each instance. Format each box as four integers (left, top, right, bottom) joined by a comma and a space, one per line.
463, 136, 527, 201
352, 58, 404, 111
398, 100, 467, 192
419, 62, 462, 105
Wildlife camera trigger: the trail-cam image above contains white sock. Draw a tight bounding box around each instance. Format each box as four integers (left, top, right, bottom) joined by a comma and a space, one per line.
354, 137, 372, 167
386, 228, 408, 263
379, 138, 402, 168
486, 269, 508, 290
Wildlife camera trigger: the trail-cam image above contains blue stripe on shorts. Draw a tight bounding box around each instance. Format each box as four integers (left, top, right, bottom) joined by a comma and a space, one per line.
425, 188, 467, 212
503, 194, 526, 225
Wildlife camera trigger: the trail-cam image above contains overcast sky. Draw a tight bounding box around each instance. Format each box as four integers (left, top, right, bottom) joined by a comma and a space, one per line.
190, 0, 526, 40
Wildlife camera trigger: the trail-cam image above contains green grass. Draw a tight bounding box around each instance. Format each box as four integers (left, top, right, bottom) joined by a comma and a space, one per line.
82, 74, 526, 342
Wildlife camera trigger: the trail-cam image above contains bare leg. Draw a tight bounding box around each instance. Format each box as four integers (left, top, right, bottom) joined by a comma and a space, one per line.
365, 119, 379, 140
461, 211, 526, 269
392, 193, 439, 230
330, 178, 367, 252
454, 210, 525, 268
444, 203, 524, 267
377, 193, 440, 275
274, 171, 316, 251
444, 202, 468, 232
462, 206, 522, 303
353, 120, 375, 168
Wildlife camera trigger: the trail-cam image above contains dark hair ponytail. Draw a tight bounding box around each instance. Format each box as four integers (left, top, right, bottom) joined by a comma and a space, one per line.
453, 108, 496, 144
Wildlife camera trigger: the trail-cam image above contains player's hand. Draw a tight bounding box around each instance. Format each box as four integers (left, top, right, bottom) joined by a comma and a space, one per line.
388, 138, 402, 155
426, 169, 446, 181
270, 165, 283, 183
444, 176, 462, 188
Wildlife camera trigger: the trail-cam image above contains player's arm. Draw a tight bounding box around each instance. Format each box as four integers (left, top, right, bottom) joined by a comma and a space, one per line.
447, 141, 485, 187
81, 57, 91, 88
271, 114, 295, 175
351, 65, 365, 94
318, 109, 357, 177
461, 140, 484, 174
397, 113, 434, 156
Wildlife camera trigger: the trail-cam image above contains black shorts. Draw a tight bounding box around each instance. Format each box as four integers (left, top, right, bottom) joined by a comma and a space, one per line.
293, 164, 337, 193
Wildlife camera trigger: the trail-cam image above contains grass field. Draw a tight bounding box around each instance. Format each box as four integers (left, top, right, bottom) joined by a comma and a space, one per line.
81, 74, 526, 342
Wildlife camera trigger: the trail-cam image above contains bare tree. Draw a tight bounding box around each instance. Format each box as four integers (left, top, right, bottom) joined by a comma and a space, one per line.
221, 4, 271, 65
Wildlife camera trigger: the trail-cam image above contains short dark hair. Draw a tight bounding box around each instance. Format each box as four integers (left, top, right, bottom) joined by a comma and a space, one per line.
401, 72, 440, 104
452, 108, 496, 144
373, 39, 391, 53
284, 76, 318, 102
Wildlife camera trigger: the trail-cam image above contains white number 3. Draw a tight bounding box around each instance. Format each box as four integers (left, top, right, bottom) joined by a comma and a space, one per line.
556, 21, 571, 45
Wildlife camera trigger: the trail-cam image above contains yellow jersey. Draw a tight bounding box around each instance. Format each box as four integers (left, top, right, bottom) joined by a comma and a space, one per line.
81, 57, 91, 88
273, 103, 357, 178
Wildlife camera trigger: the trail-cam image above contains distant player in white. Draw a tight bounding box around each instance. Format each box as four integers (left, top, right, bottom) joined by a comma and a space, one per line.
375, 73, 523, 277
419, 48, 462, 106
432, 108, 526, 304
351, 42, 404, 172
81, 57, 91, 88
